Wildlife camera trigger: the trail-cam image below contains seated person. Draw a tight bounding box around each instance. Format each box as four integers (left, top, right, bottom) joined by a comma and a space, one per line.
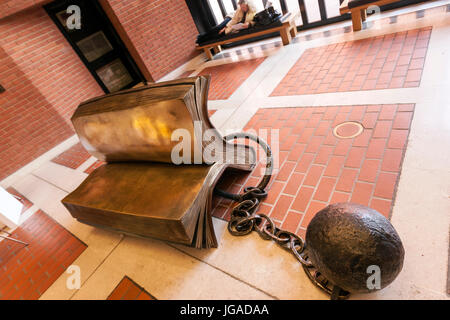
196, 0, 257, 44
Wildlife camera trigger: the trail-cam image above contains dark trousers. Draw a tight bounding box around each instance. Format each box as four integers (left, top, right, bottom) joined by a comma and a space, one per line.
196, 17, 232, 44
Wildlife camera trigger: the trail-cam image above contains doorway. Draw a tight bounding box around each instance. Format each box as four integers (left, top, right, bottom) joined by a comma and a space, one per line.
44, 0, 145, 93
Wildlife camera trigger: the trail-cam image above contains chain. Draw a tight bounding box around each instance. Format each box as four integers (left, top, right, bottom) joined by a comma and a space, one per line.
227, 187, 312, 266
215, 132, 350, 300
226, 187, 350, 300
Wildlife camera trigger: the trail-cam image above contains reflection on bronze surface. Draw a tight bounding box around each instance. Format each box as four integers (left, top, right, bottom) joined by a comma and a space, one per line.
72, 86, 196, 163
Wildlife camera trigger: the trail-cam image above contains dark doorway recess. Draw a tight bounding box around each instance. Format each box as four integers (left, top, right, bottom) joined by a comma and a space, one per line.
185, 0, 218, 34
44, 0, 145, 93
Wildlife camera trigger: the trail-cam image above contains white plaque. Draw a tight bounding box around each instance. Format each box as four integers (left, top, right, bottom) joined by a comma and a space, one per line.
0, 187, 23, 228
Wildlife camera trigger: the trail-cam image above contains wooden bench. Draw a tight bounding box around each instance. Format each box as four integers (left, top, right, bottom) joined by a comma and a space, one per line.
340, 0, 399, 31
197, 12, 299, 60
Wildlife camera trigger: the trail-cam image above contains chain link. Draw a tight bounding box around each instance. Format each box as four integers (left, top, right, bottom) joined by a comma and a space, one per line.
227, 188, 312, 267
226, 186, 350, 300
217, 132, 350, 300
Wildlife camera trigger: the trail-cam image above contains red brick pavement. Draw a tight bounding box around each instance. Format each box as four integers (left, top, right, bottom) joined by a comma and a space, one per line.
199, 57, 266, 100
271, 27, 431, 96
212, 104, 414, 237
51, 143, 91, 170
84, 160, 106, 174
107, 276, 156, 300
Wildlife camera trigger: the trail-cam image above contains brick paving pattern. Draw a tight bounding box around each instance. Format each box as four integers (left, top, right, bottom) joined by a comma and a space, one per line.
107, 276, 156, 300
0, 210, 87, 300
212, 104, 414, 238
84, 160, 106, 174
51, 143, 91, 170
199, 57, 265, 100
271, 27, 431, 96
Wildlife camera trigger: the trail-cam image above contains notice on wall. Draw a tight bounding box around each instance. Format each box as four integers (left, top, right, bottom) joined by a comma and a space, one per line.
96, 59, 133, 92
76, 31, 113, 62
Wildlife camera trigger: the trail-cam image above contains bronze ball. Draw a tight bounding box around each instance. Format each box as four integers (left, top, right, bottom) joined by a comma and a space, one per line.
305, 203, 404, 293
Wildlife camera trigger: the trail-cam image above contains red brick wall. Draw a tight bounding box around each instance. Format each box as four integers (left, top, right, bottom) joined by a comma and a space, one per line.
0, 7, 103, 181
0, 0, 50, 20
107, 0, 200, 80
0, 1, 200, 180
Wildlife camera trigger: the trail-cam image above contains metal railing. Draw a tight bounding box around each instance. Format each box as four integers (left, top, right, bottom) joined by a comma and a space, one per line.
208, 0, 347, 30
207, 0, 428, 31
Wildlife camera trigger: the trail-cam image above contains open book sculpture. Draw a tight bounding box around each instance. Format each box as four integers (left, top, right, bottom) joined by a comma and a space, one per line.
62, 76, 256, 248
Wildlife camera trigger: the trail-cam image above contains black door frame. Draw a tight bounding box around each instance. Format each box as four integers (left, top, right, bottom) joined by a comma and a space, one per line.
44, 0, 145, 93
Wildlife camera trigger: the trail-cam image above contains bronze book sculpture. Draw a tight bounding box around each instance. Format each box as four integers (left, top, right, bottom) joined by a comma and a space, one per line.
62, 76, 256, 248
